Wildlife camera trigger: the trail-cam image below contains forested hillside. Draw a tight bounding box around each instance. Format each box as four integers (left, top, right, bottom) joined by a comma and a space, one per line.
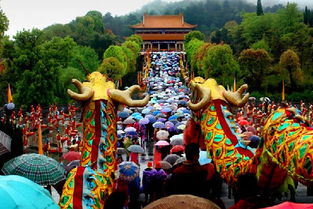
0, 0, 312, 106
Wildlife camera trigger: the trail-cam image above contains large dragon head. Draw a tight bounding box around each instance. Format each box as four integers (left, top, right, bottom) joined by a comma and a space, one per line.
67, 71, 150, 107
188, 77, 250, 111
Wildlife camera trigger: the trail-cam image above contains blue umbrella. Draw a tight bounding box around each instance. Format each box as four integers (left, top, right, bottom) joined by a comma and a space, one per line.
0, 175, 59, 209
199, 151, 212, 165
133, 115, 143, 120
153, 110, 161, 116
153, 122, 165, 129
118, 111, 129, 119
118, 161, 139, 182
131, 112, 142, 118
145, 115, 157, 123
142, 108, 151, 114
161, 107, 172, 113
168, 115, 178, 121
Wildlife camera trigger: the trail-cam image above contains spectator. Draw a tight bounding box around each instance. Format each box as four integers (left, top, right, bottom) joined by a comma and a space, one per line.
103, 191, 127, 209
151, 161, 167, 201
167, 143, 209, 198
230, 173, 263, 209
142, 161, 155, 204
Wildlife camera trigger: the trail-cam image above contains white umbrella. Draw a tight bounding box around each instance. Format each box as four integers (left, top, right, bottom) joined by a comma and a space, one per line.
156, 130, 170, 140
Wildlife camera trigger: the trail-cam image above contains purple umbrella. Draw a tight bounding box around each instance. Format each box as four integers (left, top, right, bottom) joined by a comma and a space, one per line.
157, 118, 167, 123
139, 118, 149, 125
153, 122, 165, 129
165, 121, 174, 129
161, 107, 172, 113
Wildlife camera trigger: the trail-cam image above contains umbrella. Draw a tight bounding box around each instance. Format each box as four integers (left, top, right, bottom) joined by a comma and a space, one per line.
139, 118, 150, 125
63, 151, 81, 162
175, 157, 186, 166
156, 130, 170, 140
132, 112, 143, 120
153, 110, 161, 116
165, 121, 174, 129
0, 130, 11, 156
2, 153, 66, 186
142, 108, 151, 114
144, 194, 221, 209
199, 151, 212, 165
117, 147, 127, 155
159, 161, 172, 170
123, 117, 135, 125
118, 111, 129, 119
168, 115, 178, 121
170, 134, 184, 141
127, 144, 145, 154
164, 154, 180, 165
63, 160, 80, 173
238, 120, 249, 126
145, 115, 157, 123
124, 127, 137, 133
117, 130, 125, 135
170, 145, 185, 154
157, 118, 167, 123
155, 140, 170, 146
177, 124, 186, 130
161, 107, 172, 113
123, 107, 133, 113
118, 161, 139, 182
170, 138, 183, 146
262, 201, 313, 209
0, 175, 59, 209
153, 122, 165, 129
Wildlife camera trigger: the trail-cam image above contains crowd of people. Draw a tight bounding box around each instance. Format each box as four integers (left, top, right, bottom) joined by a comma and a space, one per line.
2, 51, 313, 209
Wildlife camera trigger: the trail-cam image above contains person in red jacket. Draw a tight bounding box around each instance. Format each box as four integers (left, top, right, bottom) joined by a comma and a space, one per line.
167, 143, 210, 198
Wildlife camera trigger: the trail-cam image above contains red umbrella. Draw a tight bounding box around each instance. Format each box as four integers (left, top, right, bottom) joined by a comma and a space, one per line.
170, 145, 185, 154
262, 201, 313, 209
63, 151, 81, 162
238, 120, 249, 126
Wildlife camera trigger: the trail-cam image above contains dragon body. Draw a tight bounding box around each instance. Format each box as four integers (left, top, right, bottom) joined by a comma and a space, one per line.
59, 72, 149, 209
187, 77, 313, 191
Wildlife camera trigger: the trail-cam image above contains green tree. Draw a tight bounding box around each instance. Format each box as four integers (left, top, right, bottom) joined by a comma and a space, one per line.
304, 6, 309, 25
239, 49, 272, 91
257, 0, 264, 16
251, 39, 270, 51
97, 57, 125, 81
184, 31, 205, 44
0, 9, 8, 37
203, 44, 239, 86
122, 40, 141, 72
11, 32, 78, 107
103, 45, 127, 73
58, 67, 85, 103
125, 35, 143, 46
185, 39, 204, 74
69, 45, 99, 73
279, 49, 303, 89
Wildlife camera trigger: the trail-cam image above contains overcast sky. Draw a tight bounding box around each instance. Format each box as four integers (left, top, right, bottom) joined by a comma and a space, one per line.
1, 0, 311, 37
0, 0, 181, 37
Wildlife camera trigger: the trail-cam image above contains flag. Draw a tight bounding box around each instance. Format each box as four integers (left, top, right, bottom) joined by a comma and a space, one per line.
282, 80, 285, 101
7, 84, 13, 103
233, 77, 237, 92
38, 123, 43, 154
